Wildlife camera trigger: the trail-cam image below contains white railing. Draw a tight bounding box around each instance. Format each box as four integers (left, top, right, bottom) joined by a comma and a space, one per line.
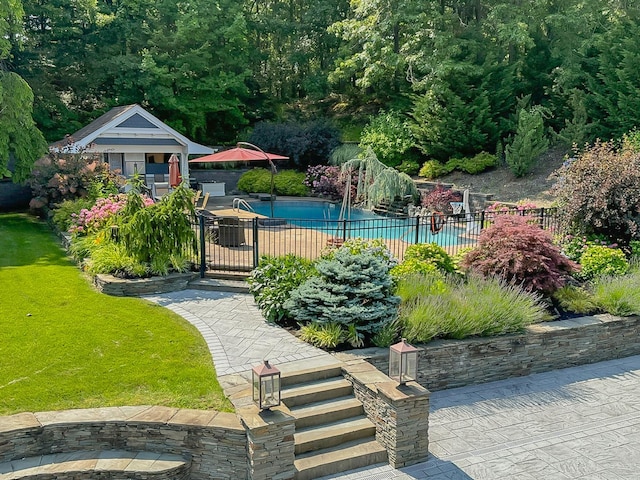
232, 197, 255, 213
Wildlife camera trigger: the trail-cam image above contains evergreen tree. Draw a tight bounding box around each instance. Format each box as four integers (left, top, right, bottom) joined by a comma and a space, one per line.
505, 106, 549, 177
284, 248, 400, 336
0, 0, 47, 181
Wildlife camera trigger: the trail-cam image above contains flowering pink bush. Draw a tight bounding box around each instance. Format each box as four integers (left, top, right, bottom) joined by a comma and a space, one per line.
69, 194, 154, 235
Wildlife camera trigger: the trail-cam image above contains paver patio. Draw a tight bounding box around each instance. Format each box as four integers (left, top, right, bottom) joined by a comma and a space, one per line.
147, 290, 640, 479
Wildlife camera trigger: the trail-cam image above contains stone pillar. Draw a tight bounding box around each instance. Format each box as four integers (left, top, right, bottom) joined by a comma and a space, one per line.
341, 359, 430, 468
238, 406, 296, 480
375, 381, 430, 468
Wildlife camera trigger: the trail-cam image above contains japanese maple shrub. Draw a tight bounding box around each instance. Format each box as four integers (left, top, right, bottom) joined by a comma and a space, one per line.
284, 247, 400, 347
461, 215, 578, 294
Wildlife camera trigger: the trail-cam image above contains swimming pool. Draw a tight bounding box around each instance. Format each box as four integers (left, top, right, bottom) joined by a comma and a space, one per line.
247, 200, 468, 246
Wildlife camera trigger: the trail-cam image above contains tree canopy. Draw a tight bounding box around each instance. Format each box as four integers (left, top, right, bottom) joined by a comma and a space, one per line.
0, 0, 47, 182
6, 0, 640, 171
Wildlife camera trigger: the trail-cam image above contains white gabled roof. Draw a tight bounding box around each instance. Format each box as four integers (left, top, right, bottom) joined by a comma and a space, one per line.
51, 104, 214, 155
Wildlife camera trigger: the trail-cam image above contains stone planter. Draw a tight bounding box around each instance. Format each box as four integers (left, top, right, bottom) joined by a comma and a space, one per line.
93, 272, 197, 296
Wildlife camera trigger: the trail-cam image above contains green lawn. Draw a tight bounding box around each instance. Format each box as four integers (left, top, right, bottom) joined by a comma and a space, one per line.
0, 213, 232, 415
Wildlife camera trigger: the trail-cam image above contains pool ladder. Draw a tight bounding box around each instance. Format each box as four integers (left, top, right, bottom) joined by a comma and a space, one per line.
233, 197, 255, 213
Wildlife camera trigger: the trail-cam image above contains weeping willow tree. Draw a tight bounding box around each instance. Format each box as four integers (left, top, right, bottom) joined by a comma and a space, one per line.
339, 148, 417, 218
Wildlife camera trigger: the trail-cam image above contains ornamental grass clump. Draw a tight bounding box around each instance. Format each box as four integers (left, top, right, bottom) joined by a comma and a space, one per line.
592, 272, 640, 317
461, 215, 578, 294
398, 274, 546, 343
284, 247, 400, 344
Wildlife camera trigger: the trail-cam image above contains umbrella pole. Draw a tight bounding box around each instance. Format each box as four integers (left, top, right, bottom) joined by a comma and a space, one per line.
270, 167, 275, 218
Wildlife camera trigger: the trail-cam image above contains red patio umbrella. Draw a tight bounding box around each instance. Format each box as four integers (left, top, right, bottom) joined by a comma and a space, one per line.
188, 146, 289, 163
168, 154, 181, 188
189, 143, 288, 217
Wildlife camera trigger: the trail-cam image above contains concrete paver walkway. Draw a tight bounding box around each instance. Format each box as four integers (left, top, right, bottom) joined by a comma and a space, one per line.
146, 289, 640, 479
144, 290, 329, 376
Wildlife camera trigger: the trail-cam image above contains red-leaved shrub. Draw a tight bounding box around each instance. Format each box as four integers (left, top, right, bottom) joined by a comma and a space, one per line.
421, 185, 461, 213
551, 141, 640, 244
461, 215, 578, 294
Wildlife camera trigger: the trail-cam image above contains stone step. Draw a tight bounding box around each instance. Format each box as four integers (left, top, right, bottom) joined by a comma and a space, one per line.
188, 277, 249, 293
0, 450, 188, 480
282, 378, 353, 408
280, 363, 344, 387
294, 439, 387, 480
289, 396, 364, 429
294, 416, 376, 455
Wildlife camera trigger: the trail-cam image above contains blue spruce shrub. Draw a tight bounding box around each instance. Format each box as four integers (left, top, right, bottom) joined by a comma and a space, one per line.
285, 248, 400, 339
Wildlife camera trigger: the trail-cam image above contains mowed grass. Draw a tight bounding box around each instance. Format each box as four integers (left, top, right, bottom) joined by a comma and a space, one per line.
0, 213, 232, 415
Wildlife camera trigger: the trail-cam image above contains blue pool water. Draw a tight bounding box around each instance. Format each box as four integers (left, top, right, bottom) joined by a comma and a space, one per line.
247, 200, 467, 246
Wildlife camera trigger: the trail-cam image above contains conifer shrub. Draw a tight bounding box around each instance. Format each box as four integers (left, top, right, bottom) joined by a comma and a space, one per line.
552, 140, 640, 245
460, 215, 578, 294
418, 160, 455, 180
456, 152, 498, 174
248, 254, 316, 325
284, 247, 400, 340
505, 106, 549, 177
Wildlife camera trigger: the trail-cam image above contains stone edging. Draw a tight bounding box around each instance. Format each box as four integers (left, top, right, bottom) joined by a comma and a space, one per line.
0, 406, 246, 479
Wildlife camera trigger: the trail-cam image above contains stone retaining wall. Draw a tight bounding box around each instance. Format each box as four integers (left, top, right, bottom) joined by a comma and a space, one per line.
346, 314, 640, 392
0, 406, 247, 479
93, 272, 197, 296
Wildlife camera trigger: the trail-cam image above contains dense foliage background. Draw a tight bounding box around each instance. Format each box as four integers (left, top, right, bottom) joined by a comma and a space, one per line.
3, 0, 640, 175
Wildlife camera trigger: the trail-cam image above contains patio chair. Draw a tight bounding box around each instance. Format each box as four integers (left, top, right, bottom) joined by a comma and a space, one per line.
217, 216, 245, 247
193, 190, 202, 205
195, 192, 210, 211
152, 182, 171, 201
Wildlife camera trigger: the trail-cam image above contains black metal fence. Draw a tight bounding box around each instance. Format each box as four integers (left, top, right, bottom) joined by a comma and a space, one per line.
191, 207, 562, 275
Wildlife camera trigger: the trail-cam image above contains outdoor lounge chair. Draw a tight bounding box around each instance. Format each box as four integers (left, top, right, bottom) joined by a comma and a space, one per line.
195, 192, 210, 211
152, 182, 171, 200
217, 216, 245, 247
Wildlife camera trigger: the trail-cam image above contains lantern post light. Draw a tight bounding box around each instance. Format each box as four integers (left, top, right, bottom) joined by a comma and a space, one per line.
252, 360, 281, 410
389, 338, 418, 385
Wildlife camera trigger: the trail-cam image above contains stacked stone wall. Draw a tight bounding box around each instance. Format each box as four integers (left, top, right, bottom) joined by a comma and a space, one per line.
0, 406, 247, 479
355, 314, 640, 392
